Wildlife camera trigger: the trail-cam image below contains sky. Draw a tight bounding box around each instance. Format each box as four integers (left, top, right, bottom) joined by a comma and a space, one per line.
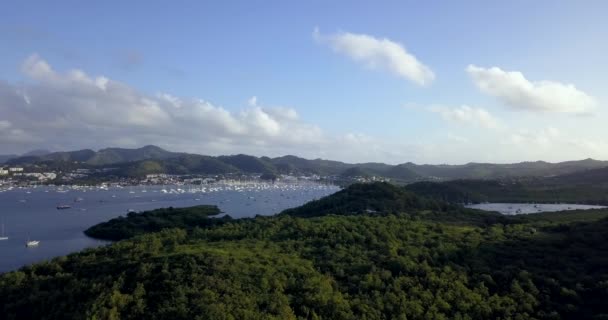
1, 1, 607, 164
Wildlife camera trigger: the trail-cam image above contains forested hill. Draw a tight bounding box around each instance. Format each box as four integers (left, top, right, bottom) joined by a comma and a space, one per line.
84, 182, 468, 241
280, 182, 452, 217
405, 174, 608, 205
3, 181, 608, 318
84, 205, 230, 241
82, 182, 505, 242
2, 205, 608, 317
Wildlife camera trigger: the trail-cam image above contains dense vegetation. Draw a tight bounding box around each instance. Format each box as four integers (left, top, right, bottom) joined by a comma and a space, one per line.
84, 183, 505, 242
84, 205, 230, 241
406, 178, 608, 205
281, 182, 451, 217
2, 182, 608, 319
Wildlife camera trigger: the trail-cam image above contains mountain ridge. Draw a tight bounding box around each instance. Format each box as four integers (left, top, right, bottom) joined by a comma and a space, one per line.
4, 145, 608, 182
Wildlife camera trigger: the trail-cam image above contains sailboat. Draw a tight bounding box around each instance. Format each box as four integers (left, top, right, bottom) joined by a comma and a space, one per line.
25, 235, 39, 247
26, 240, 40, 247
0, 222, 8, 240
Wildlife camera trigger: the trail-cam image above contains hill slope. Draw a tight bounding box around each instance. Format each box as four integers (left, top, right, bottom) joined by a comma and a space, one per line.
86, 145, 179, 165
6, 145, 608, 181
406, 169, 608, 205
0, 154, 18, 164
2, 190, 608, 318
281, 182, 447, 217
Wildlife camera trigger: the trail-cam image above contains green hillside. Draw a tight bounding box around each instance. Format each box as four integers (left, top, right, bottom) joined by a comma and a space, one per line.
8, 145, 608, 205
84, 205, 228, 240
217, 154, 276, 174
406, 176, 608, 205
338, 166, 372, 178
2, 193, 608, 318
281, 182, 449, 217
6, 145, 608, 181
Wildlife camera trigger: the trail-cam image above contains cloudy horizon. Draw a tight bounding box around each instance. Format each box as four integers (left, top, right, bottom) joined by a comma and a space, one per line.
1, 2, 607, 165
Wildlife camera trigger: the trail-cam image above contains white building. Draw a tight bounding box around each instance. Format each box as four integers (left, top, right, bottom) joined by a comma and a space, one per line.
9, 167, 23, 172
23, 173, 44, 180
0, 169, 8, 175
22, 172, 57, 181
43, 172, 57, 180
146, 173, 168, 179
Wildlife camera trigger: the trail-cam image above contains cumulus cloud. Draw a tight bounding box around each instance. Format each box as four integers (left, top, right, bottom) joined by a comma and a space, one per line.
567, 138, 608, 154
314, 28, 434, 86
4, 54, 603, 164
430, 105, 500, 129
504, 127, 560, 148
0, 120, 11, 130
0, 54, 334, 154
466, 65, 597, 114
495, 127, 608, 161
2, 54, 421, 162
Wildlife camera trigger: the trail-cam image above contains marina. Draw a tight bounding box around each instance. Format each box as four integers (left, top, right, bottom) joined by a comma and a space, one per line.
0, 181, 339, 273
466, 202, 606, 215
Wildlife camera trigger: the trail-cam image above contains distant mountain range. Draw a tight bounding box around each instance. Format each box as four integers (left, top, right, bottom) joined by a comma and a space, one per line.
405, 165, 608, 205
0, 154, 18, 164
2, 145, 608, 182
0, 149, 51, 164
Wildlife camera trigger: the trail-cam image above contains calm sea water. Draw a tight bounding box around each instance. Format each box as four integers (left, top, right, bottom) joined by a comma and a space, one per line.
0, 182, 339, 273
466, 203, 606, 215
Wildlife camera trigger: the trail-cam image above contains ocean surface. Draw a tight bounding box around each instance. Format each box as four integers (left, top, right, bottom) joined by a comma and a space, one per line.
466, 203, 606, 215
0, 182, 339, 273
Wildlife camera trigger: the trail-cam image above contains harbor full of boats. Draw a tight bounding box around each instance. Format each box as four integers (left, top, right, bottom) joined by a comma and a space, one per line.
0, 180, 340, 273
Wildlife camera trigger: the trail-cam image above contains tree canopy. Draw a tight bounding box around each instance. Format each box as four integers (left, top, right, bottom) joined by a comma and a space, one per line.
2, 182, 608, 319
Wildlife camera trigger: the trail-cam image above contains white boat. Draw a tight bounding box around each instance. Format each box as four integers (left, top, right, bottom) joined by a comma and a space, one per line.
0, 222, 8, 240
26, 240, 39, 247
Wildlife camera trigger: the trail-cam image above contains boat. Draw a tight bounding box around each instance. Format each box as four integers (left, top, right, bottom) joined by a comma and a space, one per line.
0, 222, 8, 240
57, 204, 71, 210
25, 240, 40, 247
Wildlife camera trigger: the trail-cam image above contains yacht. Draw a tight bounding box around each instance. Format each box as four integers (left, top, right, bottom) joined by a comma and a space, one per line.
26, 239, 40, 247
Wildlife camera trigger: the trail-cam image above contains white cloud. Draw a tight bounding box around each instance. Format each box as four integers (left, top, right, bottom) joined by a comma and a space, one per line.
157, 93, 182, 108
0, 54, 335, 155
504, 127, 560, 148
430, 105, 500, 129
493, 127, 608, 161
446, 133, 469, 144
3, 54, 605, 164
0, 119, 35, 144
567, 138, 608, 154
3, 54, 424, 163
0, 120, 11, 130
247, 96, 258, 107
314, 28, 434, 86
466, 65, 597, 114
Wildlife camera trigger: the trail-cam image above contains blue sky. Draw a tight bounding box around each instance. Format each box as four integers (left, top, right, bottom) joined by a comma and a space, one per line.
1, 1, 607, 164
